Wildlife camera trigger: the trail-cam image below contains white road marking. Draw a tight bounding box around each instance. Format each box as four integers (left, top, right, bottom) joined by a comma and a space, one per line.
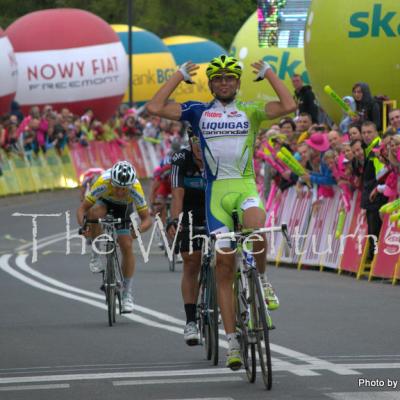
0, 383, 69, 391
0, 253, 366, 378
155, 398, 234, 400
10, 253, 357, 376
1, 241, 390, 380
14, 254, 187, 327
113, 376, 242, 386
327, 392, 400, 400
15, 230, 73, 252
270, 344, 360, 375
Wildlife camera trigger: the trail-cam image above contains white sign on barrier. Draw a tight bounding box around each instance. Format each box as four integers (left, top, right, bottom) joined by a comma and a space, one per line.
299, 189, 339, 267
266, 187, 295, 261
321, 188, 356, 269
279, 186, 312, 265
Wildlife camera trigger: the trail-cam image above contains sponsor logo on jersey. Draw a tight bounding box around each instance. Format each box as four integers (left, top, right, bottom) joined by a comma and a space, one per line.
201, 120, 249, 135
227, 111, 243, 118
204, 111, 223, 118
91, 185, 107, 197
172, 152, 185, 162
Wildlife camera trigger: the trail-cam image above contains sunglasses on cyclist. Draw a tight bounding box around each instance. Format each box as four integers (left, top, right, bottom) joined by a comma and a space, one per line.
210, 73, 239, 83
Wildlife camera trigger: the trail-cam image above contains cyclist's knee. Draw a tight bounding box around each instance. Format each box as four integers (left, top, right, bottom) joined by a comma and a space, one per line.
216, 253, 235, 281
182, 252, 201, 273
242, 206, 265, 228
118, 236, 133, 252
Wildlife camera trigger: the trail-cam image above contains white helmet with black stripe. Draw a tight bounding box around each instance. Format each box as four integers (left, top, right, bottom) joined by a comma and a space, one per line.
111, 161, 136, 187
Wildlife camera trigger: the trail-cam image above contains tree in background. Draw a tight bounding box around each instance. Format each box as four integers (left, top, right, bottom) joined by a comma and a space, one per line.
0, 0, 256, 49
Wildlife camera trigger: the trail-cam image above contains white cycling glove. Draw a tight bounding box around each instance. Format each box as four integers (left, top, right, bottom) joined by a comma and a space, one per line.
253, 60, 272, 82
179, 62, 194, 84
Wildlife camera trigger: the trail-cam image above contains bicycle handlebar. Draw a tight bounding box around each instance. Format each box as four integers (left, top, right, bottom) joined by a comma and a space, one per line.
212, 223, 291, 248
78, 216, 132, 235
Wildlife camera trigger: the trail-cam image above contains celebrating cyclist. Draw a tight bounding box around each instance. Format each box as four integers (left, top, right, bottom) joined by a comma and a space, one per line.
147, 55, 296, 370
77, 161, 152, 313
166, 126, 206, 346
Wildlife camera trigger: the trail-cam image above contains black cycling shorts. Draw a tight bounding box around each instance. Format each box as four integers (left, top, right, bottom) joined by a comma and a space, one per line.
97, 199, 133, 234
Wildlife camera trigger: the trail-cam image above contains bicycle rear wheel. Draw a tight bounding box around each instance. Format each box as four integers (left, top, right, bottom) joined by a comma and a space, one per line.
106, 244, 117, 327
206, 264, 219, 366
249, 270, 272, 390
236, 274, 256, 383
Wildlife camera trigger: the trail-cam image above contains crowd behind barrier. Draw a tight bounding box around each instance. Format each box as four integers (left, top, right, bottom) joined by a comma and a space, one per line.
1, 78, 400, 284
0, 101, 187, 195
256, 77, 400, 284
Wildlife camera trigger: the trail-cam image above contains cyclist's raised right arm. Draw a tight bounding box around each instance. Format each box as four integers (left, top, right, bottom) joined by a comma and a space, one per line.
146, 62, 199, 120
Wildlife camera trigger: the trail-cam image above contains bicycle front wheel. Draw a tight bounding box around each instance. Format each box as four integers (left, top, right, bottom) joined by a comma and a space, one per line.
106, 245, 117, 327
249, 270, 272, 390
236, 274, 256, 383
206, 264, 219, 366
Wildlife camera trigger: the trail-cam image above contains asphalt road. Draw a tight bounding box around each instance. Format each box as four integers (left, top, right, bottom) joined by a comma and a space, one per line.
0, 188, 399, 400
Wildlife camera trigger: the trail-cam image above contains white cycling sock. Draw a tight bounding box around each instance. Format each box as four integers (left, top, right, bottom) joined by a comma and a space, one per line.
259, 272, 268, 283
227, 333, 239, 350
123, 277, 133, 293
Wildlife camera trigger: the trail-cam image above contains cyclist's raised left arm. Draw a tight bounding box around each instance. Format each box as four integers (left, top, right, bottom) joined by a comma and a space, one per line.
251, 60, 296, 120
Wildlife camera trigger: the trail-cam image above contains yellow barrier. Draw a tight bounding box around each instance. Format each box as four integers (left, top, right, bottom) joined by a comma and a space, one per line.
10, 153, 37, 193
59, 147, 79, 188
0, 150, 22, 195
0, 147, 78, 197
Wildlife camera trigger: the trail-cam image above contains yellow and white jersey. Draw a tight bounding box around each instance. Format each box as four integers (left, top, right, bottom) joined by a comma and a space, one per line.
86, 170, 148, 211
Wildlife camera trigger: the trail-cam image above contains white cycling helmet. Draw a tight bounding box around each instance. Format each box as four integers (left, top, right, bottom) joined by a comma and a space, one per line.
111, 161, 136, 187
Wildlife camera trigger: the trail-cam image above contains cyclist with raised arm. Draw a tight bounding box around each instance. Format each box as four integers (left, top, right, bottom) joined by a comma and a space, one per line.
77, 161, 152, 313
147, 55, 296, 370
166, 126, 206, 346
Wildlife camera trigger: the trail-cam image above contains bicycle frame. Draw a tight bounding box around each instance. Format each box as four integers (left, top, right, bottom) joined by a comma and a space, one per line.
212, 214, 288, 389
86, 215, 126, 326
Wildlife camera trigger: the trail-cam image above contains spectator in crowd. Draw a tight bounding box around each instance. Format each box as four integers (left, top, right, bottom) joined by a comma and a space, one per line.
342, 140, 354, 163
122, 112, 142, 139
369, 133, 395, 205
360, 121, 387, 261
385, 109, 400, 135
339, 96, 356, 134
328, 129, 342, 153
352, 82, 381, 131
279, 117, 297, 151
351, 139, 365, 182
301, 133, 336, 188
291, 74, 319, 123
143, 115, 161, 141
348, 122, 363, 143
1, 119, 22, 155
10, 100, 24, 123
296, 112, 313, 144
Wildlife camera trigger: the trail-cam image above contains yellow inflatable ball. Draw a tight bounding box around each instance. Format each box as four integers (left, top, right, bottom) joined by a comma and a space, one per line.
112, 24, 177, 104
305, 0, 400, 123
230, 11, 308, 103
163, 35, 226, 103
